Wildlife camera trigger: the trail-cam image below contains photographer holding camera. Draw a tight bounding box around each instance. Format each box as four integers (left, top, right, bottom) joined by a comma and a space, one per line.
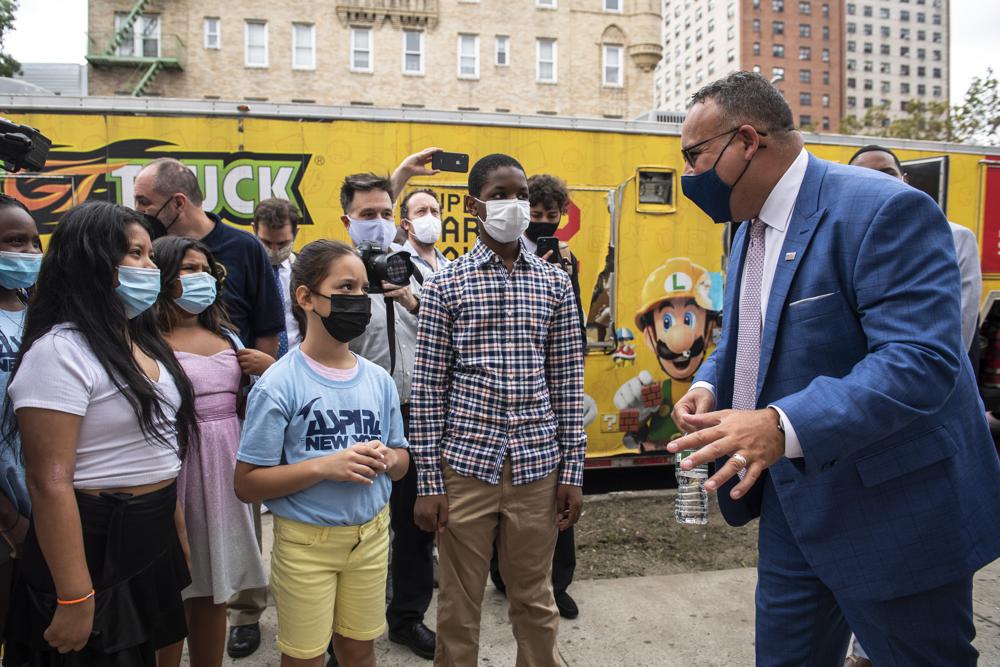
336, 170, 436, 662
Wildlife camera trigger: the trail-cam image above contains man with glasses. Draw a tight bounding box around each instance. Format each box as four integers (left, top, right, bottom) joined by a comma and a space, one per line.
668, 71, 1000, 666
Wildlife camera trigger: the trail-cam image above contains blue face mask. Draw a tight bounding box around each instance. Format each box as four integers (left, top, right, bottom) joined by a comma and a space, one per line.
175, 271, 218, 315
348, 218, 397, 249
115, 266, 161, 319
680, 129, 756, 224
0, 251, 42, 289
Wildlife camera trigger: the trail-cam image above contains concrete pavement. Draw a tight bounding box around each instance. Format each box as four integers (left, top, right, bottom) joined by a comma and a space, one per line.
205, 511, 1000, 666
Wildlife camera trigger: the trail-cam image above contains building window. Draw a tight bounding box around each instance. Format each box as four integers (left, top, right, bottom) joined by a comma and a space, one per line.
822, 93, 830, 107
863, 42, 872, 54
933, 49, 941, 61
917, 65, 926, 76
917, 84, 926, 96
847, 3, 856, 14
917, 47, 926, 59
727, 47, 736, 62
864, 97, 872, 108
753, 42, 761, 56
204, 17, 220, 50
822, 116, 830, 130
822, 70, 829, 84
901, 82, 910, 94
880, 44, 889, 55
822, 25, 829, 40
772, 66, 785, 79
901, 28, 910, 40
901, 64, 910, 75
495, 35, 509, 66
727, 26, 735, 40
863, 24, 872, 36
351, 27, 372, 72
244, 20, 267, 67
863, 60, 872, 72
800, 92, 811, 105
799, 46, 811, 60
880, 62, 890, 74
901, 10, 910, 21
457, 34, 480, 79
932, 13, 941, 25
863, 5, 872, 17
933, 67, 941, 78
917, 11, 926, 22
847, 77, 856, 88
799, 1, 811, 14
403, 30, 423, 74
800, 69, 811, 83
932, 32, 942, 43
116, 13, 160, 58
753, 18, 761, 32
800, 114, 812, 127
772, 44, 784, 57
603, 44, 623, 86
847, 22, 856, 33
773, 0, 784, 11
773, 20, 785, 35
880, 7, 889, 18
863, 79, 872, 90
822, 3, 830, 18
292, 23, 315, 70
800, 23, 811, 37
933, 85, 942, 97
847, 96, 856, 107
536, 38, 557, 83
847, 40, 856, 52
536, 0, 556, 8
604, 0, 622, 12
881, 80, 891, 93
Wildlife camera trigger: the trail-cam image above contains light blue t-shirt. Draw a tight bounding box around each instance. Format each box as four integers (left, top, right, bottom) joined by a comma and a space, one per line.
0, 309, 28, 517
237, 348, 407, 527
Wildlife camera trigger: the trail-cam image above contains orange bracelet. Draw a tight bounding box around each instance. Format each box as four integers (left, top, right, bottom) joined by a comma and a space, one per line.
56, 589, 95, 606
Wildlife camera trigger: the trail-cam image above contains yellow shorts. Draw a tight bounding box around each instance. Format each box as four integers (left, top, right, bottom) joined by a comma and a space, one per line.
270, 505, 390, 659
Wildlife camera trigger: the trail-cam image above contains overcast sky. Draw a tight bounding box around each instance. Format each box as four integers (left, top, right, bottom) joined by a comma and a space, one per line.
7, 0, 999, 106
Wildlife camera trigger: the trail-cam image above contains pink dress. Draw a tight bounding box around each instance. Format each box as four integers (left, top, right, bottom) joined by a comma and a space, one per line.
176, 349, 267, 603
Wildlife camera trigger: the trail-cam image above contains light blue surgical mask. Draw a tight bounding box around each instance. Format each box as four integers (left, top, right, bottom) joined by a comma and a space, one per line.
175, 272, 218, 315
347, 218, 397, 249
115, 266, 161, 319
0, 251, 41, 289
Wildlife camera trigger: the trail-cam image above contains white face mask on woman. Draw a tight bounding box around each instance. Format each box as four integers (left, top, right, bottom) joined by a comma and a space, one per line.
475, 198, 530, 244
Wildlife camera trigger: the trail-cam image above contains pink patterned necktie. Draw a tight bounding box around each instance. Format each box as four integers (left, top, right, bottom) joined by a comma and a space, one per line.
732, 219, 766, 479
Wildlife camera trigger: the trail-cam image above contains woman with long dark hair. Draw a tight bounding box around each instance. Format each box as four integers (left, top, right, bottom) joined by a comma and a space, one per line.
150, 236, 268, 667
2, 201, 199, 665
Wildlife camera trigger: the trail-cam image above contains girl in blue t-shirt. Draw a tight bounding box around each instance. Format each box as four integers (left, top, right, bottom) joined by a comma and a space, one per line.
234, 239, 408, 667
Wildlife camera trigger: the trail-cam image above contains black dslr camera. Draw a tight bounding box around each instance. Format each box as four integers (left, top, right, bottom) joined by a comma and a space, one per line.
0, 117, 51, 172
357, 241, 415, 293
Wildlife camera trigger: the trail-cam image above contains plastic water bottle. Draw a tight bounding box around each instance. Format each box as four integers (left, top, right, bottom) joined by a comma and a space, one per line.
674, 449, 709, 525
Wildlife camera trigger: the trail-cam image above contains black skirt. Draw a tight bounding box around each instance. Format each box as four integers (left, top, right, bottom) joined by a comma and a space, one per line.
4, 482, 190, 667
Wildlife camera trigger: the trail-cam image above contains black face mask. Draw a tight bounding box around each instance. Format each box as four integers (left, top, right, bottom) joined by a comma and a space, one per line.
525, 222, 559, 243
313, 293, 372, 342
143, 198, 180, 240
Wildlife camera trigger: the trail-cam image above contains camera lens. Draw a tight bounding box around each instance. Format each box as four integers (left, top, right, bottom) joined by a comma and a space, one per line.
384, 253, 411, 284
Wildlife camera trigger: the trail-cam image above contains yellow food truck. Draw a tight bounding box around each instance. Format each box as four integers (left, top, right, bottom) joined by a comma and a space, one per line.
5, 96, 1000, 467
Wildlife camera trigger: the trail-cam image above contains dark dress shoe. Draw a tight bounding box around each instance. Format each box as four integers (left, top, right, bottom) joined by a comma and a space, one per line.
389, 621, 436, 660
227, 622, 261, 658
555, 591, 579, 619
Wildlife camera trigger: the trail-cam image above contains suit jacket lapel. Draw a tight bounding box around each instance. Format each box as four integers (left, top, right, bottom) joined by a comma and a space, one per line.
755, 155, 829, 399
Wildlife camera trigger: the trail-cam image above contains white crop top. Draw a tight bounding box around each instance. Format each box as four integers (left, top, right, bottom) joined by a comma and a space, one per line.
8, 324, 182, 489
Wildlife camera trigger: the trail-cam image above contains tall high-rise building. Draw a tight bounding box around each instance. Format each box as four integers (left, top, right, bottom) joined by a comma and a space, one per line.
655, 0, 844, 132
86, 0, 664, 120
842, 0, 949, 121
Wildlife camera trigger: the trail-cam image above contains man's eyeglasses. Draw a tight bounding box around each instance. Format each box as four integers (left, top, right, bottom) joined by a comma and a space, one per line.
680, 127, 768, 169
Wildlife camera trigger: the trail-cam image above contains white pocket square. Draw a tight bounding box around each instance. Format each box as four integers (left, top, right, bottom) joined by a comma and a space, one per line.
789, 291, 837, 307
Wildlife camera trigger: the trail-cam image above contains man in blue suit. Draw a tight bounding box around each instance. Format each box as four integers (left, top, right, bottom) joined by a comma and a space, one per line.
667, 72, 1000, 666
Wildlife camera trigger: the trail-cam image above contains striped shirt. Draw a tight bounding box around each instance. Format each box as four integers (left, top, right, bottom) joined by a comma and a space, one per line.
410, 239, 586, 496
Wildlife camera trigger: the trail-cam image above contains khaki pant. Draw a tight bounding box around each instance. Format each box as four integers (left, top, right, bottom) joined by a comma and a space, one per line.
435, 460, 560, 667
227, 502, 268, 626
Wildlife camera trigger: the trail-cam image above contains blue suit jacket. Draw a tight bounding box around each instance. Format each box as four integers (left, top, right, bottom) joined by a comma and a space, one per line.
696, 154, 1000, 602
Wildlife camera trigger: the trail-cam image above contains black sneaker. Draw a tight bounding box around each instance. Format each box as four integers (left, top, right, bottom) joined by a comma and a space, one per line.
226, 622, 261, 659
388, 621, 436, 660
555, 591, 579, 619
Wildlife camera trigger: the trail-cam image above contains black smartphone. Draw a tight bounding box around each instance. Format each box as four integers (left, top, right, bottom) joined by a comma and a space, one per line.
431, 151, 470, 173
536, 236, 561, 263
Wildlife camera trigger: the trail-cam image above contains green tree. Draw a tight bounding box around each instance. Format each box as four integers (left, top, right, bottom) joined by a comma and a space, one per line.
0, 0, 20, 78
953, 68, 1000, 146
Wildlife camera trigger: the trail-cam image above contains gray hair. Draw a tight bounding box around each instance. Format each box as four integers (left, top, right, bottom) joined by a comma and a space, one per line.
689, 71, 795, 136
144, 157, 204, 206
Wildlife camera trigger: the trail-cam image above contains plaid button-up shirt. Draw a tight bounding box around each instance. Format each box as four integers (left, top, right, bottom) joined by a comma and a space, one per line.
410, 239, 586, 496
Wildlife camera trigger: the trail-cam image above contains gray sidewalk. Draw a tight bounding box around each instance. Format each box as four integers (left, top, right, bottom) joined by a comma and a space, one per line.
209, 513, 1000, 666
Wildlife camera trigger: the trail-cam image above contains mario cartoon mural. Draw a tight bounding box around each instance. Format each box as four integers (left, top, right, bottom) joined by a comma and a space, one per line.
614, 258, 723, 450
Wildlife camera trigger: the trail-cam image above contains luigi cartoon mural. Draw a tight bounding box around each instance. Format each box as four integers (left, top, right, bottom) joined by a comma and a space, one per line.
613, 258, 723, 451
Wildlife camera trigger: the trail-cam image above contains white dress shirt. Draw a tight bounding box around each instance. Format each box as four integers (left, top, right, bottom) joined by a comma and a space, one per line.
692, 148, 810, 458
275, 257, 301, 348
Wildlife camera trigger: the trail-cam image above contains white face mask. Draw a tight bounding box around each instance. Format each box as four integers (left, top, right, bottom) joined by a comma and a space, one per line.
409, 214, 442, 245
476, 198, 530, 244
348, 218, 397, 248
